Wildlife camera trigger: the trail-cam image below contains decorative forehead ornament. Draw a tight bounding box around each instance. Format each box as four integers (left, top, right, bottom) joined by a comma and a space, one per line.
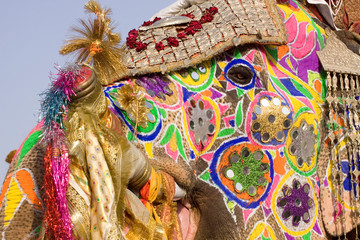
118, 0, 287, 81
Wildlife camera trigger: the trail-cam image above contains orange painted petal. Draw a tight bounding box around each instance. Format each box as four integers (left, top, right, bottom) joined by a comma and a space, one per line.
0, 173, 13, 205
274, 150, 286, 175
264, 226, 270, 238
218, 74, 226, 81
201, 90, 213, 98
15, 169, 42, 210
337, 116, 345, 127
314, 79, 322, 94
264, 173, 272, 183
254, 65, 263, 72
278, 45, 289, 60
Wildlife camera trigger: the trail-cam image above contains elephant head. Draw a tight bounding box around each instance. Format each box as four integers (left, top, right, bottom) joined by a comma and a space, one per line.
1, 0, 360, 239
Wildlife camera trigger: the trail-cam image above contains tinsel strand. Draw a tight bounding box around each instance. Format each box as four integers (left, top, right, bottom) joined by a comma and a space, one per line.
43, 123, 73, 239
41, 65, 82, 239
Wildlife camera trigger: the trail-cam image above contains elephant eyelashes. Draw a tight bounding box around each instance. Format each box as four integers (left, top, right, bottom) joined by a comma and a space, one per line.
226, 64, 253, 86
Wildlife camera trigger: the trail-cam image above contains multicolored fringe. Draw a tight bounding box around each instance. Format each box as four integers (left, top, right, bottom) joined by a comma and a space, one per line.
40, 65, 81, 131
40, 65, 82, 239
326, 72, 360, 236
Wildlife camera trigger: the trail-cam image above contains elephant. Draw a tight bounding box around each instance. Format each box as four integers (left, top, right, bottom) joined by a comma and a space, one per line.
1, 0, 360, 239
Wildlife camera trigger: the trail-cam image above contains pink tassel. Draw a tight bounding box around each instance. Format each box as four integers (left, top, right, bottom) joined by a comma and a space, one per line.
43, 123, 73, 239
52, 65, 80, 101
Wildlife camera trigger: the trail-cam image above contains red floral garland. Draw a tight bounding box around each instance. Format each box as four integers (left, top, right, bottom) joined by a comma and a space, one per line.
126, 6, 218, 52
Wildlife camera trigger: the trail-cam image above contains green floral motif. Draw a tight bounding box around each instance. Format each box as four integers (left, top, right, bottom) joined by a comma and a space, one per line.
224, 147, 269, 196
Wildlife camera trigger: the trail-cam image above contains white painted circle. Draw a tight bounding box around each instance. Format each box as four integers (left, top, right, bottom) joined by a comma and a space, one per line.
260, 98, 270, 107
235, 182, 243, 191
191, 71, 199, 80
226, 169, 235, 178
272, 97, 281, 106
282, 106, 290, 115
254, 106, 261, 115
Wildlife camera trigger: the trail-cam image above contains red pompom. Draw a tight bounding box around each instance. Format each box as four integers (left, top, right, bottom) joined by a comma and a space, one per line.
127, 29, 139, 49
126, 37, 137, 49
177, 32, 187, 39
136, 42, 147, 52
189, 20, 202, 30
142, 20, 153, 26
128, 29, 138, 38
153, 17, 162, 22
184, 27, 196, 35
166, 37, 179, 47
200, 13, 214, 24
207, 7, 218, 15
155, 42, 165, 51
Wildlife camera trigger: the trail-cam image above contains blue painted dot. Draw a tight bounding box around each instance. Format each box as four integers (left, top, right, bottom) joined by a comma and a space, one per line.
190, 150, 195, 159
280, 151, 284, 157
229, 119, 235, 127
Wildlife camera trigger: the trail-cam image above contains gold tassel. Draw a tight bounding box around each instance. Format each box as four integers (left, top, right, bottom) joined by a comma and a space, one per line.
350, 75, 355, 94
332, 72, 338, 93
59, 1, 126, 85
327, 71, 332, 91
339, 73, 344, 92
344, 74, 349, 92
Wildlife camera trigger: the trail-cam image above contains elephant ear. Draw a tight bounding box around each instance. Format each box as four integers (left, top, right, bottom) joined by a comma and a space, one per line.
350, 22, 360, 35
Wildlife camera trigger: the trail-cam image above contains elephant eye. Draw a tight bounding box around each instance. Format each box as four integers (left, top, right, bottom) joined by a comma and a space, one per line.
226, 64, 254, 86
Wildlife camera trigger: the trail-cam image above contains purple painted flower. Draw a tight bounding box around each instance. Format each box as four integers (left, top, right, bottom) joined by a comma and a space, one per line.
277, 179, 314, 227
135, 75, 173, 100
